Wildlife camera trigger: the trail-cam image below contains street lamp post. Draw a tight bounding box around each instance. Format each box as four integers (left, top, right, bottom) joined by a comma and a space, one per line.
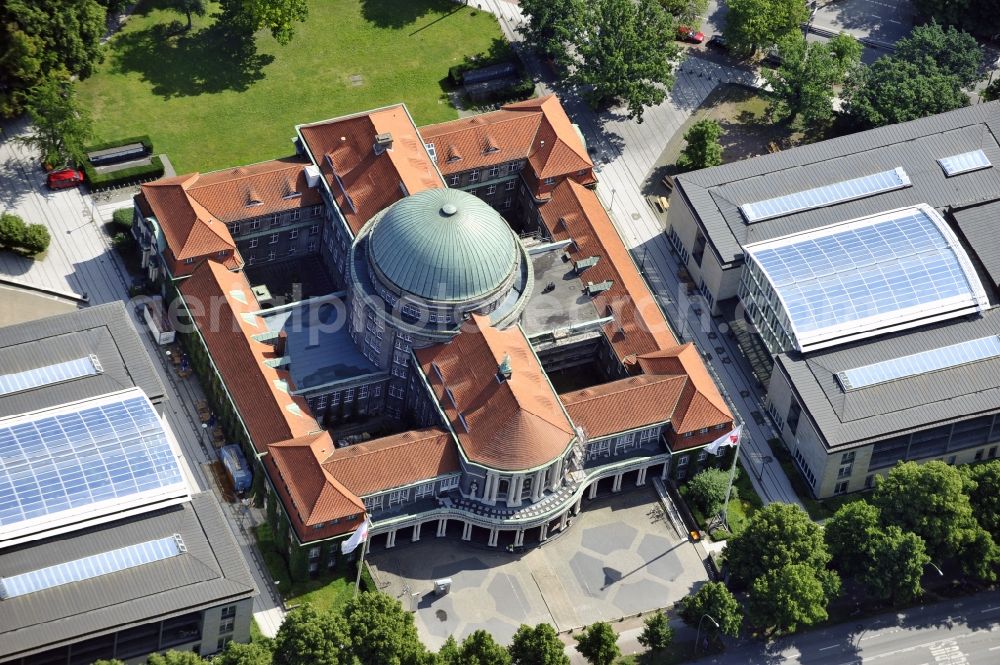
925, 562, 944, 576
694, 613, 720, 656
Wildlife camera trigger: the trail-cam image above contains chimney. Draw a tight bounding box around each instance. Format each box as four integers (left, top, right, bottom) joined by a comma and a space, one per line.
374, 132, 393, 155
274, 330, 288, 357
496, 353, 512, 382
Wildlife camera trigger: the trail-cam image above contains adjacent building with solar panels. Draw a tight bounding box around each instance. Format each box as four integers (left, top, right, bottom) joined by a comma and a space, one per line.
0, 304, 256, 664
665, 102, 1000, 498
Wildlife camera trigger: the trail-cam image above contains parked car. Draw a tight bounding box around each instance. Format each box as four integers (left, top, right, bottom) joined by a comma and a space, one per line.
706, 34, 728, 51
677, 26, 705, 44
46, 167, 84, 190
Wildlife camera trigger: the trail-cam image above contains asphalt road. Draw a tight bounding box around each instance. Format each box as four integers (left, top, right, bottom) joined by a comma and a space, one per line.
694, 591, 1000, 664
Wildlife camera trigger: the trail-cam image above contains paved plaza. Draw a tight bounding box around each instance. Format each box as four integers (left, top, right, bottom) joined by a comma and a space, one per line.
368, 489, 707, 649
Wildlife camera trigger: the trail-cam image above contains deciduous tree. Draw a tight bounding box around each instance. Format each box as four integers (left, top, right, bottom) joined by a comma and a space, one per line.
218, 0, 309, 45
637, 610, 674, 651
174, 0, 206, 30
825, 500, 882, 577
16, 77, 92, 166
763, 32, 861, 128
458, 630, 511, 665
844, 56, 968, 129
863, 526, 931, 603
571, 0, 680, 122
341, 591, 428, 665
0, 0, 106, 117
573, 622, 619, 665
676, 119, 723, 172
677, 582, 743, 636
748, 563, 839, 634
686, 467, 734, 516
509, 623, 570, 665
911, 0, 1000, 41
437, 636, 462, 665
659, 0, 708, 27
517, 0, 583, 63
872, 461, 979, 563
213, 640, 274, 665
961, 459, 1000, 539
894, 21, 984, 86
724, 503, 832, 587
147, 652, 209, 665
722, 0, 808, 57
272, 604, 352, 665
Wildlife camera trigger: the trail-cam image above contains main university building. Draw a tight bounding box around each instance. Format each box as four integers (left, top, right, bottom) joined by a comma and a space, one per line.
666, 102, 1000, 499
132, 96, 733, 578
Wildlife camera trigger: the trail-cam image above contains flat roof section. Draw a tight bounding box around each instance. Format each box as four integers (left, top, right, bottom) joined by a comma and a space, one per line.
0, 388, 190, 549
261, 297, 382, 393
775, 306, 1000, 448
523, 245, 607, 337
0, 493, 255, 662
743, 205, 990, 353
0, 302, 166, 418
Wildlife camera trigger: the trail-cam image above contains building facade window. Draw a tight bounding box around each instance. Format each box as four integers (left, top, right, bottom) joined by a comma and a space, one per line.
489, 166, 501, 177
468, 171, 480, 183
449, 174, 460, 186
787, 400, 802, 436
269, 233, 279, 244
486, 184, 496, 195
309, 223, 320, 235
289, 229, 299, 239
415, 482, 434, 498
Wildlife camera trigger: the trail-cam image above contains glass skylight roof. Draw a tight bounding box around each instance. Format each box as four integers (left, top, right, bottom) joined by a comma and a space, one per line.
0, 535, 183, 599
0, 356, 102, 397
837, 335, 1000, 391
742, 205, 989, 353
739, 168, 911, 223
0, 388, 188, 547
937, 149, 991, 177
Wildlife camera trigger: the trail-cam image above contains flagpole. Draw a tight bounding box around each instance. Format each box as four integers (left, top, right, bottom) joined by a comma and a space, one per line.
718, 425, 743, 532
353, 529, 369, 597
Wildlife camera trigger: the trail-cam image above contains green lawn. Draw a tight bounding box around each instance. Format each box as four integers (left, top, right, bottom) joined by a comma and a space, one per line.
77, 0, 504, 173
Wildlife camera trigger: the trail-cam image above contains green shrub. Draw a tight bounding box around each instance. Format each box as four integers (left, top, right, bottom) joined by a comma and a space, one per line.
112, 207, 134, 230
82, 155, 165, 190
21, 224, 51, 255
0, 213, 26, 248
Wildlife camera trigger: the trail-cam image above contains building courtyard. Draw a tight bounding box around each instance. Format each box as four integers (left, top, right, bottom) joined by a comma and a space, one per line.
368, 488, 706, 649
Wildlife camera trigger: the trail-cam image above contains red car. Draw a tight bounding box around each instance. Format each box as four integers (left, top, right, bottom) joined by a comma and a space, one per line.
677, 26, 705, 44
46, 167, 84, 190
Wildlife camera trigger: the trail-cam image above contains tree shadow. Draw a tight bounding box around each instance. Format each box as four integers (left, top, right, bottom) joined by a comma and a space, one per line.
110, 21, 273, 98
359, 0, 463, 30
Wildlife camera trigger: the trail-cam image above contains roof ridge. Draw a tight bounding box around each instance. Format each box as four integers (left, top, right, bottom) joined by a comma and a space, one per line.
563, 374, 686, 403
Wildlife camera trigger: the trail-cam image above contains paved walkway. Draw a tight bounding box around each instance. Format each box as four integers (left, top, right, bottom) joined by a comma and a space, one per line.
476, 0, 801, 507
0, 118, 287, 637
370, 489, 707, 651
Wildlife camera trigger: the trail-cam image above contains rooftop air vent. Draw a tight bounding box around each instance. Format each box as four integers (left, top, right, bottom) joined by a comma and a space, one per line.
574, 256, 600, 272
586, 280, 613, 295
374, 132, 393, 155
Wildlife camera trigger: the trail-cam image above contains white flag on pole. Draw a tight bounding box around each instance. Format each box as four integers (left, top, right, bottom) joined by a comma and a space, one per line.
341, 518, 371, 554
705, 425, 742, 456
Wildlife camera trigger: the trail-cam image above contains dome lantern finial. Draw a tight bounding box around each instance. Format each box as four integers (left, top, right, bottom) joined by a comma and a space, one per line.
441, 203, 458, 216
497, 353, 512, 381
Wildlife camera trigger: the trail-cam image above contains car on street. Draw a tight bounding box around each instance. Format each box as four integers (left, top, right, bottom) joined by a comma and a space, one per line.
706, 34, 728, 51
46, 167, 85, 190
677, 26, 705, 44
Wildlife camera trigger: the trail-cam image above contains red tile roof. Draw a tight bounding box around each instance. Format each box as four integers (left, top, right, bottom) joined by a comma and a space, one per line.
420, 95, 594, 183
322, 427, 459, 497
630, 343, 733, 438
298, 105, 444, 236
179, 260, 320, 452
416, 315, 575, 471
185, 157, 323, 223
265, 433, 365, 541
560, 374, 687, 440
539, 179, 677, 360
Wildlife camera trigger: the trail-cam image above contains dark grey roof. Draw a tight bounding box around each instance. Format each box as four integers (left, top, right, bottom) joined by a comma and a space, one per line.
953, 201, 1000, 289
0, 302, 165, 417
0, 493, 256, 661
675, 102, 1000, 265
775, 307, 1000, 448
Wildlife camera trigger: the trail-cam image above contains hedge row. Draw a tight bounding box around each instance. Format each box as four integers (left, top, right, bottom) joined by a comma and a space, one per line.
82, 155, 165, 190
83, 135, 153, 154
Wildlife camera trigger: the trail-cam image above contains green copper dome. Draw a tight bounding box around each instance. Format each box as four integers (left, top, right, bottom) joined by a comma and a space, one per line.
368, 189, 519, 302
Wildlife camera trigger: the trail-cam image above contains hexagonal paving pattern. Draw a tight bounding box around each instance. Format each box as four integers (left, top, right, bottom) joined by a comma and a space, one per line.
579, 521, 639, 556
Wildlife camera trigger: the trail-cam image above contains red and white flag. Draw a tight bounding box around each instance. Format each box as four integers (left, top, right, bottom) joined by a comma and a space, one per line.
341, 518, 371, 554
705, 425, 742, 455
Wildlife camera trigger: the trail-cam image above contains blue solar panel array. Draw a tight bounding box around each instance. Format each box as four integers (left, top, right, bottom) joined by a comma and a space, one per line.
740, 168, 911, 223
837, 335, 1000, 390
0, 535, 182, 599
937, 149, 991, 177
0, 393, 184, 529
0, 356, 101, 397
748, 208, 978, 337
